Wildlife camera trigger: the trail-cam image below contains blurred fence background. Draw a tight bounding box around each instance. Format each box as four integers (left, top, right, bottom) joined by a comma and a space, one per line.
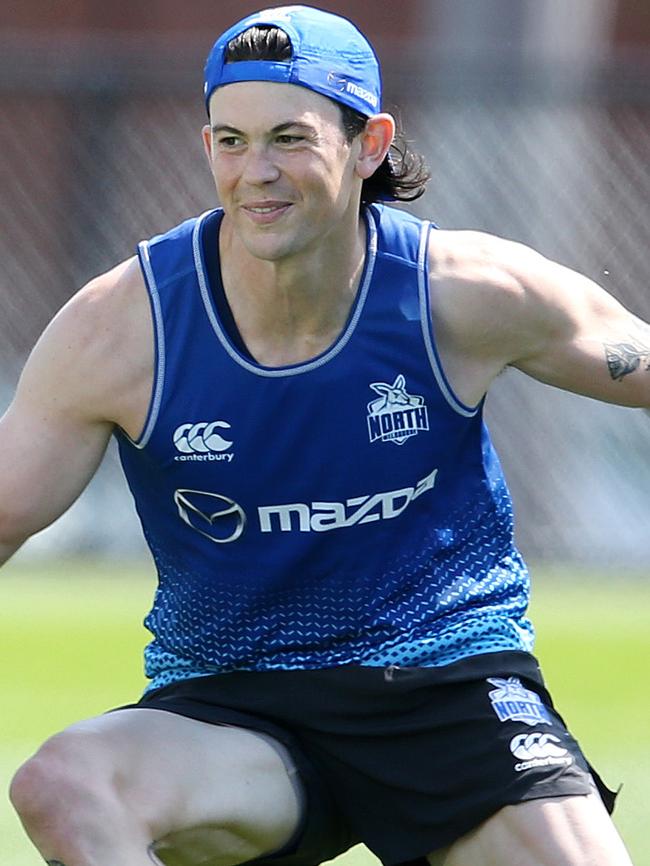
1, 0, 649, 565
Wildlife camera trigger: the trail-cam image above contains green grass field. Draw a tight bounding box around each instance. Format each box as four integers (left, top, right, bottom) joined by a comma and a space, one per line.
2, 560, 648, 865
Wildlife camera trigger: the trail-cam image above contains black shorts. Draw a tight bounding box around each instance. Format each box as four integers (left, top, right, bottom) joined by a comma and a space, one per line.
120, 651, 617, 866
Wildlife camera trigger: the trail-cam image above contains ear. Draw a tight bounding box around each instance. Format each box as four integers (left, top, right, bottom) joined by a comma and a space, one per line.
202, 124, 213, 162
355, 113, 396, 181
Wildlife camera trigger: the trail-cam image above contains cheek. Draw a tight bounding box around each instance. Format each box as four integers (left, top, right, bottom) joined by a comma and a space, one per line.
210, 161, 237, 196
308, 153, 353, 196
321, 155, 357, 204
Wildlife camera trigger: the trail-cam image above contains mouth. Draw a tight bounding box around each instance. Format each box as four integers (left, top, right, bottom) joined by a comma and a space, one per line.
241, 201, 293, 225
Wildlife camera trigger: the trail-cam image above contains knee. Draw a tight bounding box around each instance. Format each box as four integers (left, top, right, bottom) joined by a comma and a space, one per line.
9, 730, 114, 831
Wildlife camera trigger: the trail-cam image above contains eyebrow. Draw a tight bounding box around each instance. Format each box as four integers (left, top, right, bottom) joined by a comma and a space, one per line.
210, 121, 317, 136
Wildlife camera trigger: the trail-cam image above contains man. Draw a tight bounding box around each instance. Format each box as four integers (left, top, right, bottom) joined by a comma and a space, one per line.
4, 6, 647, 866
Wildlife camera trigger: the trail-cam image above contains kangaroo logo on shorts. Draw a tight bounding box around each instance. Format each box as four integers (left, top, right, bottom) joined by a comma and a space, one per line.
487, 677, 552, 727
367, 375, 429, 445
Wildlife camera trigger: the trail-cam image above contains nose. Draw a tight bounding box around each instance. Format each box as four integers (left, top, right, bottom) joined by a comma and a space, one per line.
241, 144, 281, 185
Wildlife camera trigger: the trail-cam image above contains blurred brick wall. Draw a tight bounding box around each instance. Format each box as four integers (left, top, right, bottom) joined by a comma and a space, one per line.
0, 0, 423, 45
613, 0, 650, 47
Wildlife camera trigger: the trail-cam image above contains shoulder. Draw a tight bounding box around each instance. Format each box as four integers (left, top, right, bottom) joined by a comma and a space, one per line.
427, 227, 615, 352
426, 228, 559, 350
428, 229, 540, 311
26, 256, 153, 429
69, 256, 149, 347
53, 256, 150, 378
424, 229, 558, 404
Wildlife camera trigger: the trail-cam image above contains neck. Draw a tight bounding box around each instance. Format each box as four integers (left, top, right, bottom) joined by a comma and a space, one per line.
218, 207, 368, 366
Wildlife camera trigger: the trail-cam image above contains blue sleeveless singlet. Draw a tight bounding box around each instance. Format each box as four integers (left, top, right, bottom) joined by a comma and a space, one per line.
117, 204, 534, 692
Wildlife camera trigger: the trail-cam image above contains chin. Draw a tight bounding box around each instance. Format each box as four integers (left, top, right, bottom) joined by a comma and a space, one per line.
242, 232, 311, 262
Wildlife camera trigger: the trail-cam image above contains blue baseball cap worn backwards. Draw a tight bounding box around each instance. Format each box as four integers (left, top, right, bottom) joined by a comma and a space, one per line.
203, 5, 382, 118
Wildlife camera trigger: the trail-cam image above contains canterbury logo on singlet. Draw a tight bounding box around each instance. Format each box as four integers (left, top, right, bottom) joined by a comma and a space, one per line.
173, 422, 234, 462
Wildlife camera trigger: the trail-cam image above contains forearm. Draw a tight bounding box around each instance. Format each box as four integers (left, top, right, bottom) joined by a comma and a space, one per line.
0, 535, 26, 568
0, 501, 51, 568
601, 315, 650, 408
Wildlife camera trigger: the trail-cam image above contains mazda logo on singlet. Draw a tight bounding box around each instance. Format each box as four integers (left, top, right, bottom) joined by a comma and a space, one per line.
174, 489, 246, 544
174, 467, 439, 543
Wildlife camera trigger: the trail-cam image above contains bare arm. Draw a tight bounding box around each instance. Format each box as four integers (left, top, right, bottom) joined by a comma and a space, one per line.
429, 231, 650, 408
0, 258, 153, 565
0, 390, 112, 565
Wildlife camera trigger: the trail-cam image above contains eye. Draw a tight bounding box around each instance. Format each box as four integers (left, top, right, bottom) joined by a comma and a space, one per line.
216, 135, 244, 149
275, 134, 304, 145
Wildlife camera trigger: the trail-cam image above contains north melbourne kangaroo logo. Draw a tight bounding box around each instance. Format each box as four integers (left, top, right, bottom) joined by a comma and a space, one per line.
367, 375, 429, 445
487, 677, 553, 727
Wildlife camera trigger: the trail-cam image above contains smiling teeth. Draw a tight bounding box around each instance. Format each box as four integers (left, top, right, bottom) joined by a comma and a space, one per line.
249, 205, 283, 213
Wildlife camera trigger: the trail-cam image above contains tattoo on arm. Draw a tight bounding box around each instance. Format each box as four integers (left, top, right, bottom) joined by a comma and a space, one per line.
604, 340, 650, 381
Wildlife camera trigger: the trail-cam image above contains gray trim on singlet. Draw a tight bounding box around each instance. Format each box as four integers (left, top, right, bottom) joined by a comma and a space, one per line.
126, 240, 167, 449
417, 222, 479, 419
193, 209, 378, 378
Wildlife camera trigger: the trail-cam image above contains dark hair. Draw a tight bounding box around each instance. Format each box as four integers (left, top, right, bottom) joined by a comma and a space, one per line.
225, 25, 430, 204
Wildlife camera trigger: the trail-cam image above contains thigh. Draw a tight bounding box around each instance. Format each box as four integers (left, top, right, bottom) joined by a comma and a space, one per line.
275, 661, 608, 863
54, 707, 303, 863
428, 793, 633, 866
